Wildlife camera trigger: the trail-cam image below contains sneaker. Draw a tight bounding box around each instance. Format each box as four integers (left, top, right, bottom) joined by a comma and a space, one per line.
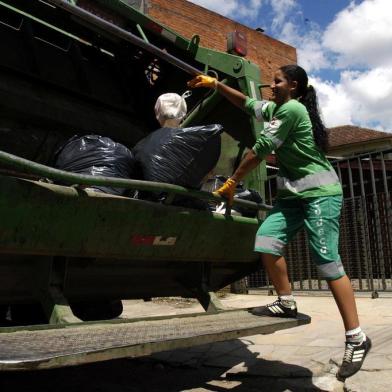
250, 298, 298, 318
337, 336, 372, 380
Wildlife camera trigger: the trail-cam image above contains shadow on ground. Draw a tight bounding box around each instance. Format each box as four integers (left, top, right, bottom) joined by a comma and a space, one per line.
0, 340, 326, 392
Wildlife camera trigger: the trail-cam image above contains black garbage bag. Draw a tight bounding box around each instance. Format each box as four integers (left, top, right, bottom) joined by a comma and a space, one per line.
133, 124, 223, 189
234, 189, 263, 217
54, 135, 136, 196
202, 175, 263, 217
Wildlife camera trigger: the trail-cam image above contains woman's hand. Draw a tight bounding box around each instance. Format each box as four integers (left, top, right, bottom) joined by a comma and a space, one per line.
187, 75, 218, 89
213, 151, 261, 207
213, 178, 237, 206
188, 75, 247, 110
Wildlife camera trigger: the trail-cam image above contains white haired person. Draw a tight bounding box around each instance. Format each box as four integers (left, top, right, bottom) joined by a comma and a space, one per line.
188, 65, 371, 380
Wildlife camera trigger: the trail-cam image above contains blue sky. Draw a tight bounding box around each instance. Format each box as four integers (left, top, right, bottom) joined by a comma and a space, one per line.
188, 0, 392, 132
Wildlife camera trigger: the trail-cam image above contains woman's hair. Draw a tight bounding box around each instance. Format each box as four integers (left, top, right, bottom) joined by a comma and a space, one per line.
279, 64, 328, 152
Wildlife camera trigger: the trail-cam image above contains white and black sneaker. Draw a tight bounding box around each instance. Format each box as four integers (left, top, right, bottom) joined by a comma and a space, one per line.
337, 336, 372, 380
250, 298, 298, 318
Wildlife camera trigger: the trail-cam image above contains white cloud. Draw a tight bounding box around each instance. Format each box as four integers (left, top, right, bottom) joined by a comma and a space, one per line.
312, 67, 392, 131
269, 0, 297, 31
297, 37, 330, 72
311, 77, 354, 127
323, 0, 392, 68
187, 0, 237, 16
312, 0, 392, 131
341, 67, 392, 129
278, 20, 330, 72
238, 0, 263, 19
188, 0, 264, 20
266, 1, 329, 73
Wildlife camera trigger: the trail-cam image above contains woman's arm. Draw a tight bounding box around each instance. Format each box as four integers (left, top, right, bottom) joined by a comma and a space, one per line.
231, 149, 261, 183
212, 150, 261, 205
188, 75, 262, 204
187, 75, 247, 109
215, 81, 247, 109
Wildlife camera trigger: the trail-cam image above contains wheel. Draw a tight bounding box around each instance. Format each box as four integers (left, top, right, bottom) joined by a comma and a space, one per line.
0, 305, 9, 325
71, 300, 123, 321
10, 303, 47, 325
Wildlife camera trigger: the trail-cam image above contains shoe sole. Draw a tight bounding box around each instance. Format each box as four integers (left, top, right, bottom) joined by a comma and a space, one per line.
249, 308, 298, 318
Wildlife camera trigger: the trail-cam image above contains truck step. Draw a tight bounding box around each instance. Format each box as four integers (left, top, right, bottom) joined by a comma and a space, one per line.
0, 310, 310, 371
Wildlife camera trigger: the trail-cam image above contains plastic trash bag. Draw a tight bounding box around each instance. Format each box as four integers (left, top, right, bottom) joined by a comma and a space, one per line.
234, 189, 263, 217
133, 124, 223, 189
154, 92, 188, 127
202, 175, 263, 217
53, 135, 135, 196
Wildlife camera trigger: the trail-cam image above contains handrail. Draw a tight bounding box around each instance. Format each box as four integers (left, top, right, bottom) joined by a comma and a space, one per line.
330, 148, 392, 164
0, 150, 272, 212
45, 0, 203, 77
0, 0, 202, 76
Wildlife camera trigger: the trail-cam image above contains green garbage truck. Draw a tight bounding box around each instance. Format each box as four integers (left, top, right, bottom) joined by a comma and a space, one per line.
0, 0, 310, 370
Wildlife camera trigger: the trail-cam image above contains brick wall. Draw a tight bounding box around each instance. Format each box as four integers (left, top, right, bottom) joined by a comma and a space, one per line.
146, 0, 297, 97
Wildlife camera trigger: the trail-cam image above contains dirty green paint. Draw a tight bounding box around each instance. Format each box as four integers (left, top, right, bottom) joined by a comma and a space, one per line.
0, 175, 260, 262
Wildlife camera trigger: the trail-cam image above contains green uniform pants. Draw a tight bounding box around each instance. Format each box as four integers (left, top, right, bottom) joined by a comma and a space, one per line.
254, 195, 345, 281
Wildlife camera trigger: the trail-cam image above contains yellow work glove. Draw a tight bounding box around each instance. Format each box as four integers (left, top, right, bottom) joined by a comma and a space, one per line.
213, 178, 237, 206
187, 75, 218, 89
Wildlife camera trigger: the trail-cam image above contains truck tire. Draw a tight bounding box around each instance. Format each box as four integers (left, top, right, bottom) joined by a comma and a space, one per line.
230, 278, 248, 294
0, 305, 8, 325
10, 303, 47, 325
71, 300, 123, 321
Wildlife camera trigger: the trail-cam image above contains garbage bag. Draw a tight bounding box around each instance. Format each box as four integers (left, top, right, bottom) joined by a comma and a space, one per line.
202, 175, 263, 217
133, 124, 223, 189
54, 135, 136, 196
234, 189, 263, 217
155, 92, 187, 127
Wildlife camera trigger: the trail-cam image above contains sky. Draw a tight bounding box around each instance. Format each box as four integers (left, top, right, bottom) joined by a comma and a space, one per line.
188, 0, 392, 132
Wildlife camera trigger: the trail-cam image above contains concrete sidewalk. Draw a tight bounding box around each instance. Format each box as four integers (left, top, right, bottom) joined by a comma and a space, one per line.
122, 294, 392, 392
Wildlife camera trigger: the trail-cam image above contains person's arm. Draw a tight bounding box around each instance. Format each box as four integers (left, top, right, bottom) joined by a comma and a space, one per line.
187, 75, 247, 109
212, 150, 261, 205
188, 75, 272, 121
215, 81, 247, 109
231, 150, 261, 183
214, 104, 296, 204
188, 75, 272, 205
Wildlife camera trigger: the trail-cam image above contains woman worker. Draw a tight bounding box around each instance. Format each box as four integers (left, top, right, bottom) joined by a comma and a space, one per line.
188, 64, 371, 380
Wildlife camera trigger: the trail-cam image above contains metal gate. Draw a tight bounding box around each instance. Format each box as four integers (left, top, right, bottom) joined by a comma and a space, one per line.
248, 149, 392, 295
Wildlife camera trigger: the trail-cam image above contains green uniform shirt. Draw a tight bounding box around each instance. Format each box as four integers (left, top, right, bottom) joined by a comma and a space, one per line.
245, 97, 342, 199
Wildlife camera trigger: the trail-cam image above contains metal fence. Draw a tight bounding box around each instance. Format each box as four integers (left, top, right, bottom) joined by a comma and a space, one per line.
248, 149, 392, 295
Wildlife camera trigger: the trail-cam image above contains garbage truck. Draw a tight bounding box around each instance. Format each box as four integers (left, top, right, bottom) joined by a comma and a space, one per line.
0, 0, 310, 370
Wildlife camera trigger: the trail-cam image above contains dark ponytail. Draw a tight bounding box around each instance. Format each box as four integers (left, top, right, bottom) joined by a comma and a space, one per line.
280, 65, 328, 152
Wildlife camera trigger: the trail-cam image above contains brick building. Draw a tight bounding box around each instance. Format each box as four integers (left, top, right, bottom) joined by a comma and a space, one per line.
145, 0, 297, 98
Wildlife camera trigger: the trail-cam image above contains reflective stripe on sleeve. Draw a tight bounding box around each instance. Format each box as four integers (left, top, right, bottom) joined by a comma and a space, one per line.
317, 259, 345, 280
277, 169, 339, 193
253, 100, 269, 121
254, 236, 286, 253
